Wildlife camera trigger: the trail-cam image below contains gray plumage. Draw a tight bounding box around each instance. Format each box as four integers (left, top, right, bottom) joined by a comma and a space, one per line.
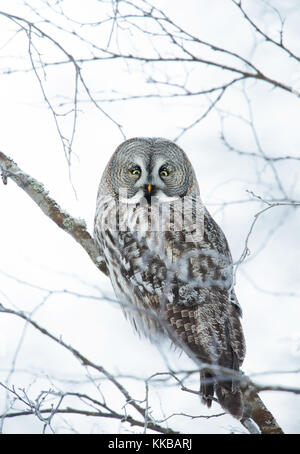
94, 137, 246, 419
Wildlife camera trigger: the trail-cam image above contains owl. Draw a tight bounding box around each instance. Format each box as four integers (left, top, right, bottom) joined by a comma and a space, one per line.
94, 137, 246, 419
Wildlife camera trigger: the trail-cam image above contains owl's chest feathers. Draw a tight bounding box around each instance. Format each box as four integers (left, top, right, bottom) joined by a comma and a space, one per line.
97, 201, 232, 339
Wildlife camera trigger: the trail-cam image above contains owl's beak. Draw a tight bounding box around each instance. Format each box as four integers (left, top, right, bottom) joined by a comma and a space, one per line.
147, 184, 152, 194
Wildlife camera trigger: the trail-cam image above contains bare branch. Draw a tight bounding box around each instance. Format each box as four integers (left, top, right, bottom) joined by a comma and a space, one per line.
232, 0, 300, 63
0, 151, 109, 277
0, 304, 178, 434
242, 385, 284, 434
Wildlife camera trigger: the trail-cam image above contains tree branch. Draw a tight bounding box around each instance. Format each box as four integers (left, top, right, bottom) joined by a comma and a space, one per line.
241, 385, 284, 434
0, 151, 108, 277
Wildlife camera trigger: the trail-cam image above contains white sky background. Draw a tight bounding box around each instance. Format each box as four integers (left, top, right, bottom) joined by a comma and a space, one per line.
0, 0, 299, 434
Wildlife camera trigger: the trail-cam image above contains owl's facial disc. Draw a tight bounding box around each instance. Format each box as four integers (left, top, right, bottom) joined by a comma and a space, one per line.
110, 138, 192, 202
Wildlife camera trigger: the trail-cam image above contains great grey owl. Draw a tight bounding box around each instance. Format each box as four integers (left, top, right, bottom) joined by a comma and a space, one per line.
94, 137, 246, 419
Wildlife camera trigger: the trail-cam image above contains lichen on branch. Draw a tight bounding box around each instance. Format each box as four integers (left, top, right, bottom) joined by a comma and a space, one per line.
0, 151, 108, 276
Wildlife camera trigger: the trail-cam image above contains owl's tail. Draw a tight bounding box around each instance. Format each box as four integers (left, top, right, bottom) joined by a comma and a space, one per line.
200, 370, 244, 419
200, 370, 214, 408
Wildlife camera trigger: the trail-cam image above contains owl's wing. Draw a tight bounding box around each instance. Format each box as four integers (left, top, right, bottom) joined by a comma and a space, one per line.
115, 206, 246, 370
162, 207, 246, 418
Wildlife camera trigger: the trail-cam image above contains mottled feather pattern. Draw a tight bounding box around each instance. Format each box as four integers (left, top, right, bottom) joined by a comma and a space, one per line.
94, 137, 246, 419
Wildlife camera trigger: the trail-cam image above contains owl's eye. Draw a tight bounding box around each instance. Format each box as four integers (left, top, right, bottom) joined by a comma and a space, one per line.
159, 166, 169, 177
130, 167, 141, 176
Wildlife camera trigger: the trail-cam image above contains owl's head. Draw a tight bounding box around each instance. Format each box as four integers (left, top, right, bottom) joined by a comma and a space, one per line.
105, 137, 199, 201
